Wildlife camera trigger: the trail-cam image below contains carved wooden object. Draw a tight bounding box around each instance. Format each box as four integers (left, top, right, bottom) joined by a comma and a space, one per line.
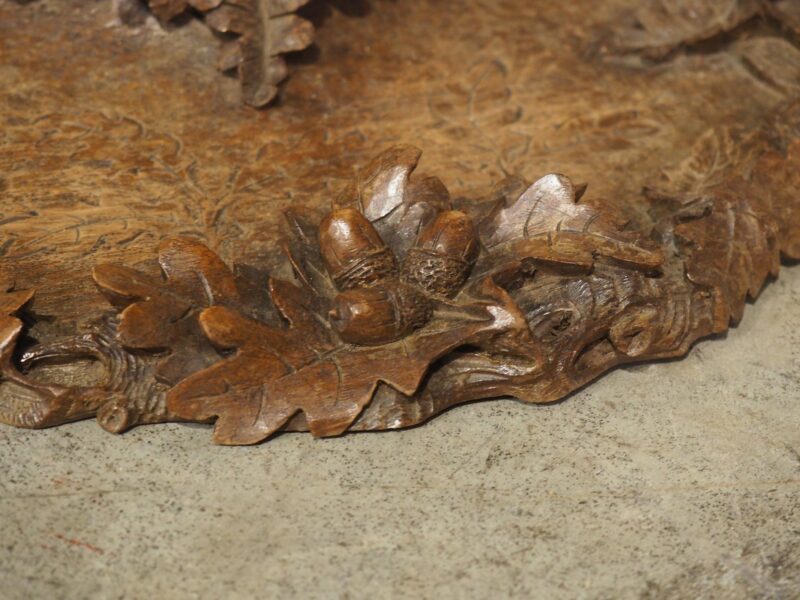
3, 0, 800, 444
117, 0, 314, 107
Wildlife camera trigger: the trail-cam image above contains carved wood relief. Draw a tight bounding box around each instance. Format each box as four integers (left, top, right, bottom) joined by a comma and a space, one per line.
118, 0, 315, 107
3, 0, 800, 444
4, 114, 800, 444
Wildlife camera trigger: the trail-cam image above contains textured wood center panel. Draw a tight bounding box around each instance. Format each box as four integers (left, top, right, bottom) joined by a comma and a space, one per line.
3, 0, 796, 323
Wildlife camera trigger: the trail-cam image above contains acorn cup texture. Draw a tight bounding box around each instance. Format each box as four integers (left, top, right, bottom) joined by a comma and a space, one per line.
401, 210, 480, 297
319, 208, 397, 290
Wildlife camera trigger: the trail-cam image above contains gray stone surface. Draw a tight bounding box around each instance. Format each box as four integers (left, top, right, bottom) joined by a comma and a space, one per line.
2, 268, 800, 600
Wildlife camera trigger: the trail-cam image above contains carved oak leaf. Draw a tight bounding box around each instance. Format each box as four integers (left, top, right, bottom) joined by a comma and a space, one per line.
127, 1, 313, 106
206, 0, 314, 107
167, 277, 529, 445
673, 139, 800, 331
0, 285, 38, 426
282, 205, 339, 298
428, 60, 529, 173
749, 140, 800, 260
675, 193, 779, 330
0, 284, 117, 430
768, 0, 800, 34
430, 60, 521, 130
655, 126, 757, 195
0, 285, 35, 377
92, 237, 244, 384
608, 0, 762, 59
145, 0, 223, 21
334, 145, 452, 257
480, 173, 664, 273
731, 36, 800, 96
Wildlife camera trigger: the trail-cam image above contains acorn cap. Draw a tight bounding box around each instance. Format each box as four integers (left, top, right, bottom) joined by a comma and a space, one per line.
400, 210, 480, 297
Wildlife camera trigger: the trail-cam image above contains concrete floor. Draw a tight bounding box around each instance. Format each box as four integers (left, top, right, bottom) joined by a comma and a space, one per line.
1, 269, 799, 599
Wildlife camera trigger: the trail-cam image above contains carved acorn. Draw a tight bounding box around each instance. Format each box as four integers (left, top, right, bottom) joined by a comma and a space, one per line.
320, 208, 478, 345
319, 208, 397, 290
401, 210, 480, 297
328, 283, 433, 346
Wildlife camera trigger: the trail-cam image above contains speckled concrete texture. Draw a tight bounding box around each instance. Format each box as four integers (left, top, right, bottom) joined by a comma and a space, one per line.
2, 269, 800, 599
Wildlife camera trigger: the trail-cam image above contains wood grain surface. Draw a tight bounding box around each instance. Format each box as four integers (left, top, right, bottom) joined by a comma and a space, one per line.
2, 0, 800, 444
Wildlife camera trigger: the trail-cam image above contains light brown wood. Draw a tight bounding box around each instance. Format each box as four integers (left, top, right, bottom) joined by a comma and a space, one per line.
2, 0, 800, 444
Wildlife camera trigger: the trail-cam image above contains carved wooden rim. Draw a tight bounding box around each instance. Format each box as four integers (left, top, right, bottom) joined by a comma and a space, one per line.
3, 96, 800, 444
4, 0, 800, 444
